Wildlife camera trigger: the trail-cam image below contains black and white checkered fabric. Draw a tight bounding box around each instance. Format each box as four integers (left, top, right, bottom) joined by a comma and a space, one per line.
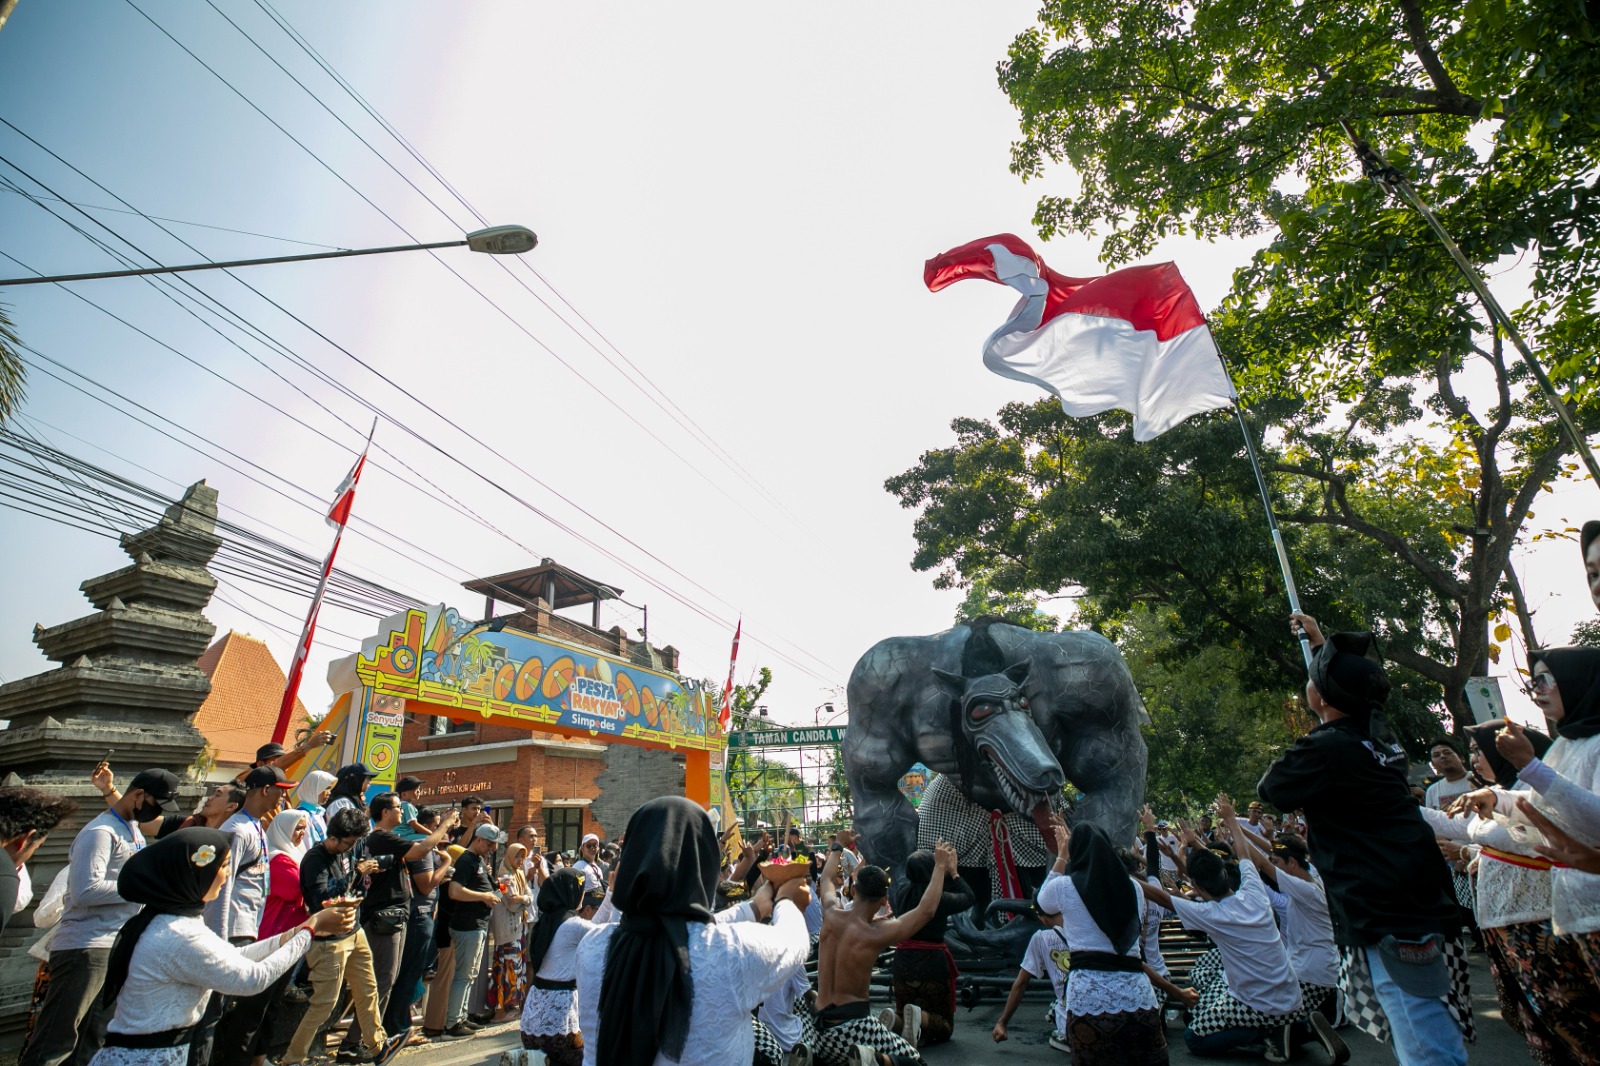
914, 773, 1049, 895
814, 1016, 922, 1066
1184, 947, 1316, 1036
752, 1016, 783, 1066
1338, 937, 1476, 1047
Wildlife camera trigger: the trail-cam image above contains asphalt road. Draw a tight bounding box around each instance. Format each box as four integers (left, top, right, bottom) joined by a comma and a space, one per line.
390, 951, 1523, 1065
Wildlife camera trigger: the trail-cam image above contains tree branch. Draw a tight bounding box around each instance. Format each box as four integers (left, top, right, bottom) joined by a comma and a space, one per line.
1379, 640, 1452, 686
1502, 563, 1540, 656
1393, 0, 1474, 107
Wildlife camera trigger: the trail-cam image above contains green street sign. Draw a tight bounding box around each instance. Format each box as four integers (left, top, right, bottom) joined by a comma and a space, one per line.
726, 725, 846, 749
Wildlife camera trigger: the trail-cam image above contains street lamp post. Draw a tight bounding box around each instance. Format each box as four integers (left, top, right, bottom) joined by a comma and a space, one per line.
0, 224, 538, 287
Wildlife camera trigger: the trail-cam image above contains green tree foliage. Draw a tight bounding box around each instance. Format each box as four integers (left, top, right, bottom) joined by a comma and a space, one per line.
945, 0, 1600, 729
953, 572, 1061, 631
0, 303, 24, 423
1572, 618, 1600, 648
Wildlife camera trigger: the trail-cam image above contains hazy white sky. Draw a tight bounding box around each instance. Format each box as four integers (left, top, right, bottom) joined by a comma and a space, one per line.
0, 1, 1591, 733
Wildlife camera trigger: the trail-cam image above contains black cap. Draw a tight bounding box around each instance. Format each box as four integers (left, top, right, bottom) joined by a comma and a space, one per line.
128, 769, 182, 812
243, 765, 297, 790
396, 775, 424, 792
254, 742, 287, 764
336, 762, 375, 780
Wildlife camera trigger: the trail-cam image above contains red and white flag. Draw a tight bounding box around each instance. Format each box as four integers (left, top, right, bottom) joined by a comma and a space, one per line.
719, 618, 742, 731
272, 430, 373, 744
925, 234, 1236, 440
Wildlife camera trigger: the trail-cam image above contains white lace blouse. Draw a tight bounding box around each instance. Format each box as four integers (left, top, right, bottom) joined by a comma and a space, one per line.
1421, 802, 1550, 929
106, 914, 310, 1035
1498, 733, 1600, 935
1037, 874, 1157, 1018
575, 900, 808, 1066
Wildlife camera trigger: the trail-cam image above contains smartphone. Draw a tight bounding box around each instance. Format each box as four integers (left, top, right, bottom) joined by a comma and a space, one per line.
325, 733, 338, 745
101, 748, 114, 763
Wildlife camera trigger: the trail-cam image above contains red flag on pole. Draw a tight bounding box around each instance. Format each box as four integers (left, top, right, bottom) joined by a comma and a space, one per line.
272, 427, 374, 744
719, 618, 742, 731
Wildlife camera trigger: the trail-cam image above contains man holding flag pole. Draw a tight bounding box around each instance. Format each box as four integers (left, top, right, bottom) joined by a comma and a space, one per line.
926, 234, 1471, 1065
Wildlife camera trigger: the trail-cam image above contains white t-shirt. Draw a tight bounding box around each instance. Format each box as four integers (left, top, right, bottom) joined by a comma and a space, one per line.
1424, 776, 1475, 811
1020, 925, 1071, 1012
1155, 835, 1179, 874
1275, 869, 1339, 988
1170, 862, 1303, 1016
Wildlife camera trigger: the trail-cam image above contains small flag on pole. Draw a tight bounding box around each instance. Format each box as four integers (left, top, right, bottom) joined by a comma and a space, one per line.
719, 618, 742, 731
925, 234, 1236, 440
272, 427, 374, 744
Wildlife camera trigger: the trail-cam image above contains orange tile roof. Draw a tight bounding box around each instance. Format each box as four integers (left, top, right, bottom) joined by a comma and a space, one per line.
194, 631, 312, 767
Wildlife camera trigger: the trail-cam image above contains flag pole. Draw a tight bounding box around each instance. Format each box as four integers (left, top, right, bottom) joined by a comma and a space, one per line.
1213, 341, 1314, 671
272, 422, 376, 744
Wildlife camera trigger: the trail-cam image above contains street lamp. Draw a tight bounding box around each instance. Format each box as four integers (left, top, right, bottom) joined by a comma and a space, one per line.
0, 224, 539, 287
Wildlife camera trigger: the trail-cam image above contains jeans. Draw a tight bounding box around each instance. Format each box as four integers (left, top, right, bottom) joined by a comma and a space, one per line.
342, 922, 404, 1050
1367, 948, 1468, 1066
384, 908, 435, 1035
285, 933, 386, 1065
446, 927, 489, 1028
18, 948, 113, 1066
1184, 1027, 1264, 1056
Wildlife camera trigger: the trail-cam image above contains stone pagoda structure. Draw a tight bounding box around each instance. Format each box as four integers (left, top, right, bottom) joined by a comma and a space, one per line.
0, 481, 221, 781
0, 481, 221, 1038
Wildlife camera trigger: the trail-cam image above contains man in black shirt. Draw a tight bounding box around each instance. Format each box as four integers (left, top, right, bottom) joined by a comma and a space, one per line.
446, 796, 487, 844
284, 809, 406, 1066
441, 823, 504, 1037
337, 795, 457, 1058
1258, 614, 1466, 1066
385, 809, 457, 1036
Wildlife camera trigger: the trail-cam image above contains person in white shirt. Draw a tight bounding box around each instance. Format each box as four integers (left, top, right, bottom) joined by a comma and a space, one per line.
519, 867, 610, 1065
23, 769, 182, 1066
85, 828, 363, 1066
1423, 741, 1477, 811
1216, 797, 1346, 1063
576, 797, 808, 1066
1136, 822, 1307, 1062
991, 892, 1071, 1048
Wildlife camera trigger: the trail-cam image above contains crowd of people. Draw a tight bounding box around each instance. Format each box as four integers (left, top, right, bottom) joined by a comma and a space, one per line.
0, 523, 1597, 1065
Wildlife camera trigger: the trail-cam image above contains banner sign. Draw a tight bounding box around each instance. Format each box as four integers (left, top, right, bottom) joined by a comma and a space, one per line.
351, 605, 723, 751
726, 725, 846, 749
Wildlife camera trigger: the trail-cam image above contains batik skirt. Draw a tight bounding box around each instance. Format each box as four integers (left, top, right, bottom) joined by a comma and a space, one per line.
1483, 921, 1600, 1066
1068, 1007, 1169, 1066
86, 1046, 188, 1066
486, 941, 527, 1013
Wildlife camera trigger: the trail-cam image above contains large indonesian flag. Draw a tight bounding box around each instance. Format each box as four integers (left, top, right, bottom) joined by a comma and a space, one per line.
925, 234, 1236, 440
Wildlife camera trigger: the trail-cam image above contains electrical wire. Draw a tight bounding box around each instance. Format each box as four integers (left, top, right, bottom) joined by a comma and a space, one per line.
0, 184, 347, 249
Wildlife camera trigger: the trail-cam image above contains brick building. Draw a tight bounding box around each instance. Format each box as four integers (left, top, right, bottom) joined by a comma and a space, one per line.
193, 630, 311, 782
392, 560, 694, 851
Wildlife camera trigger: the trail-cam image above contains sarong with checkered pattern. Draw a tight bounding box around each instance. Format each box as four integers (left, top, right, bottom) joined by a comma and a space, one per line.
1338, 936, 1476, 1048
813, 1009, 923, 1065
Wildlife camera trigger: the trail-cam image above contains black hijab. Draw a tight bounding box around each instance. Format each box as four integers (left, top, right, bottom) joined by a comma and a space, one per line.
598, 797, 720, 1066
1531, 647, 1600, 740
1067, 823, 1140, 956
1309, 631, 1391, 729
1465, 719, 1553, 789
102, 827, 232, 1007
526, 867, 587, 977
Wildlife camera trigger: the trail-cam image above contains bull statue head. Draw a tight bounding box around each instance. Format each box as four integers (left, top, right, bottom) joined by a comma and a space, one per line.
930, 659, 1066, 850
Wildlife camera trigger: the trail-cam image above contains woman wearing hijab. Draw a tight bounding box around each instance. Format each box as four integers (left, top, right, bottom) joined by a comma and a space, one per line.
885, 850, 974, 1046
260, 810, 311, 939
291, 772, 336, 849
575, 796, 809, 1066
1037, 823, 1166, 1066
486, 843, 532, 1021
86, 828, 349, 1066
322, 764, 372, 824
519, 868, 608, 1066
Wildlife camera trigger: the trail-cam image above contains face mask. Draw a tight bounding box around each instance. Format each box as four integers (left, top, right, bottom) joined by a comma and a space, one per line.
134, 798, 165, 822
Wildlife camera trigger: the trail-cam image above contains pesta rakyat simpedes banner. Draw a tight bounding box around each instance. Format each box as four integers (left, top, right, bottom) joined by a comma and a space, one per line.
351, 604, 723, 751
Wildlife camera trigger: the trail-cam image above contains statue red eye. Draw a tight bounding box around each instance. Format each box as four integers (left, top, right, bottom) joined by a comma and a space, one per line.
970, 704, 997, 722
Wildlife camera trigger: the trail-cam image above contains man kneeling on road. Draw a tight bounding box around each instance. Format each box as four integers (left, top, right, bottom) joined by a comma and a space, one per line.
813, 832, 958, 1066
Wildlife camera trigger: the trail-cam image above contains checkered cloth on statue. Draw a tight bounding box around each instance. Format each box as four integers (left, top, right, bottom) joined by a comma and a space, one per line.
914, 773, 1051, 898
1338, 937, 1476, 1048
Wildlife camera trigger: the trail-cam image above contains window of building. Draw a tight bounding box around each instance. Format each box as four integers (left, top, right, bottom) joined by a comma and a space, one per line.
427, 714, 474, 737
545, 806, 584, 854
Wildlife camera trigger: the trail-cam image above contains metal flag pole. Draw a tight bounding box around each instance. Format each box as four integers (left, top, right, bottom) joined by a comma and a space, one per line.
1229, 393, 1315, 671
1339, 122, 1600, 491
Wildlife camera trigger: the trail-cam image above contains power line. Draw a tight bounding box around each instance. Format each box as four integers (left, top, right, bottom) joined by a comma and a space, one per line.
0, 184, 348, 250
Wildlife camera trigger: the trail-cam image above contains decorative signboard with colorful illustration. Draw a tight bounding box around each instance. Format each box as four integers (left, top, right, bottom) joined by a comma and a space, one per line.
350, 605, 724, 751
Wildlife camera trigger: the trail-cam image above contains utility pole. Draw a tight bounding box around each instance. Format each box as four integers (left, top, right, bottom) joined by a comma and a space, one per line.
0, 0, 21, 34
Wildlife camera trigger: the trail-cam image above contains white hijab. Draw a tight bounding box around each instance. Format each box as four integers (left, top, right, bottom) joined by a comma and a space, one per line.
266, 808, 309, 862
293, 770, 336, 811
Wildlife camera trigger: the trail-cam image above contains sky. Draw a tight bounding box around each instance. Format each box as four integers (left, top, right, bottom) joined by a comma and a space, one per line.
0, 1, 1592, 735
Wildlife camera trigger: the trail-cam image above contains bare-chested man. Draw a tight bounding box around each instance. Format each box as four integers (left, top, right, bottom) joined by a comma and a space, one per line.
812, 830, 957, 1066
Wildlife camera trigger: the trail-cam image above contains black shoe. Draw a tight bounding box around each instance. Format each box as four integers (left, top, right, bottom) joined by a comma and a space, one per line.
373, 1029, 410, 1066
467, 1011, 493, 1026
440, 1023, 473, 1040
1309, 1012, 1350, 1065
462, 1018, 484, 1032
421, 1029, 443, 1039
1263, 1023, 1292, 1063
335, 1049, 361, 1063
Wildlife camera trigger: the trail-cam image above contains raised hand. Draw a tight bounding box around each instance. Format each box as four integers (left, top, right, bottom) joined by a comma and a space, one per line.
1214, 793, 1237, 822
1517, 797, 1600, 874
1448, 789, 1497, 820
934, 839, 959, 874
1496, 720, 1537, 770
1139, 804, 1157, 832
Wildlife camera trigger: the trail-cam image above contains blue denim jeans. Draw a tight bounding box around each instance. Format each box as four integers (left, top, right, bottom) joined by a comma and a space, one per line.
446, 927, 488, 1028
1366, 949, 1467, 1066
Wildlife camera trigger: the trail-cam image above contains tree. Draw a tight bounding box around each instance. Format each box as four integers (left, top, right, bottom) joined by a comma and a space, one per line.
975, 0, 1600, 730
887, 400, 1447, 751
953, 572, 1061, 632
0, 303, 23, 423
